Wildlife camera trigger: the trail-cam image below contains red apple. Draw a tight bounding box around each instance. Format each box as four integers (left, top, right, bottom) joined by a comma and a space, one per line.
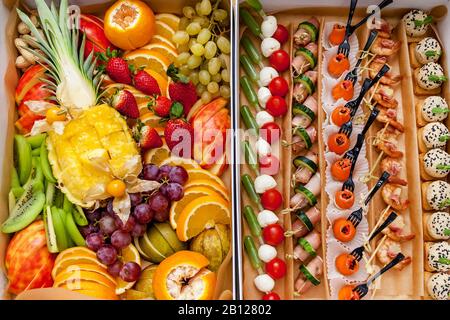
15, 65, 47, 105
6, 221, 55, 295
80, 14, 115, 59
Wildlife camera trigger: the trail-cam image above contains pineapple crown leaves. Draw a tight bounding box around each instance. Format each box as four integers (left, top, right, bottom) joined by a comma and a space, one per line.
166, 63, 190, 84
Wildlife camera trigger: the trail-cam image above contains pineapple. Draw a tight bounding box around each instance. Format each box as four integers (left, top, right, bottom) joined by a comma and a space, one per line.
47, 105, 142, 207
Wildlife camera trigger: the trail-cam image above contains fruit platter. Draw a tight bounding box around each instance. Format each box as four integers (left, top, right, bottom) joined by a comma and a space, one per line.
0, 0, 233, 300
237, 0, 450, 300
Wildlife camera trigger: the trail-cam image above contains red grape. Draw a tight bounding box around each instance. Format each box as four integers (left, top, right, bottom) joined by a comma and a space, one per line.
143, 164, 160, 181
99, 215, 117, 235
106, 199, 114, 215
131, 223, 147, 237
96, 245, 118, 265
133, 203, 154, 224
157, 165, 172, 181
86, 209, 102, 222
165, 183, 184, 201
168, 166, 189, 185
86, 232, 104, 251
107, 260, 123, 277
111, 230, 132, 249
79, 223, 99, 237
115, 215, 136, 233
120, 262, 141, 282
129, 193, 142, 207
149, 192, 169, 213
153, 210, 170, 223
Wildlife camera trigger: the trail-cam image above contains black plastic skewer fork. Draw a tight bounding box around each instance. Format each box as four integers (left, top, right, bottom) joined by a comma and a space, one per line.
337, 0, 358, 57
344, 30, 378, 84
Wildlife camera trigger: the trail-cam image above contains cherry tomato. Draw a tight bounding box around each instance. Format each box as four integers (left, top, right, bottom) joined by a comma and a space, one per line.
263, 223, 285, 246
335, 253, 359, 276
331, 158, 352, 182
328, 23, 346, 46
266, 96, 288, 117
268, 76, 289, 97
331, 105, 351, 127
335, 189, 355, 209
259, 154, 280, 176
338, 285, 360, 300
328, 53, 350, 78
272, 24, 289, 44
261, 121, 281, 144
269, 49, 290, 72
262, 292, 281, 300
332, 80, 354, 102
328, 132, 350, 155
261, 188, 283, 211
333, 218, 357, 243
266, 258, 287, 279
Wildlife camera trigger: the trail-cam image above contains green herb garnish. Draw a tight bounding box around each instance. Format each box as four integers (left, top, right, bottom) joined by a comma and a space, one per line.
439, 198, 450, 209
414, 15, 433, 27
425, 50, 441, 58
432, 107, 449, 114
437, 164, 450, 170
438, 257, 450, 265
429, 75, 448, 83
444, 228, 450, 236
439, 135, 450, 142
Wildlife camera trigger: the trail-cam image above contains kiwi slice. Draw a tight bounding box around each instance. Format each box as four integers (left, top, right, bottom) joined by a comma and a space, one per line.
43, 205, 59, 253
1, 182, 45, 233
14, 135, 32, 185
153, 222, 187, 252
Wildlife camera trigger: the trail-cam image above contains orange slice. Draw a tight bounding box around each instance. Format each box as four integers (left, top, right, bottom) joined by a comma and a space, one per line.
140, 111, 164, 128
124, 49, 170, 75
54, 247, 97, 267
150, 35, 176, 50
183, 179, 230, 202
154, 20, 176, 42
143, 144, 171, 165
51, 255, 106, 280
54, 266, 117, 290
141, 43, 178, 63
115, 244, 141, 295
160, 156, 200, 170
155, 13, 180, 31
186, 169, 226, 188
176, 195, 231, 241
169, 186, 224, 229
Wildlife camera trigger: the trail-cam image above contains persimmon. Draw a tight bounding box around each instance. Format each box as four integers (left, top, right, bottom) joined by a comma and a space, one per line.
333, 218, 357, 243
332, 80, 354, 102
328, 53, 350, 78
335, 253, 359, 276
329, 24, 346, 46
331, 105, 351, 127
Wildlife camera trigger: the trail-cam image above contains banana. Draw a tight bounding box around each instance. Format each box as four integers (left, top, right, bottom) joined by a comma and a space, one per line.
40, 140, 56, 183
72, 205, 88, 227
14, 135, 32, 185
64, 209, 86, 247
11, 167, 20, 189
51, 206, 69, 251
26, 133, 47, 149
43, 205, 59, 253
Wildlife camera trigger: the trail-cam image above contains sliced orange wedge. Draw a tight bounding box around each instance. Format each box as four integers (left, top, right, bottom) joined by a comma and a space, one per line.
154, 21, 176, 42
150, 35, 177, 50
53, 247, 97, 268
186, 169, 226, 188
124, 49, 170, 75
155, 13, 180, 31
54, 266, 117, 290
143, 144, 171, 166
160, 156, 200, 170
141, 43, 178, 63
183, 179, 230, 202
176, 195, 231, 241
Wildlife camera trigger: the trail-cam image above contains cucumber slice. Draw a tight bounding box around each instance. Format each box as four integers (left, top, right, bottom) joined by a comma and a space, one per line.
295, 185, 318, 206
299, 21, 318, 42
293, 156, 318, 173
296, 211, 314, 231
293, 127, 313, 150
296, 47, 317, 69
294, 74, 315, 95
299, 264, 321, 286
292, 102, 316, 123
298, 237, 317, 257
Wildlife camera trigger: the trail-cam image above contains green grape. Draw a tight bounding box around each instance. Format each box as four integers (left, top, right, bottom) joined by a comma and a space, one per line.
200, 59, 209, 71
179, 64, 190, 76
207, 81, 219, 94
221, 68, 230, 82
187, 55, 202, 69
212, 9, 228, 22
201, 91, 212, 103
186, 22, 201, 35
193, 16, 209, 28
189, 72, 199, 85
197, 28, 212, 45
199, 70, 211, 86
220, 85, 231, 98
177, 43, 190, 53
219, 54, 230, 68
190, 43, 205, 57
196, 84, 206, 96
195, 3, 202, 15
183, 6, 196, 18
199, 0, 212, 16
212, 73, 222, 83
188, 38, 197, 48
217, 36, 231, 54
178, 17, 190, 31
220, 18, 230, 28
172, 31, 189, 45
176, 52, 191, 66
204, 41, 217, 59
208, 57, 221, 75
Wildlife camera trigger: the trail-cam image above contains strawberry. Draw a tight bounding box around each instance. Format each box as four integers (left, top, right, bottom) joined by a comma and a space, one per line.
133, 70, 161, 96
164, 118, 194, 157
149, 96, 172, 118
135, 123, 163, 150
111, 90, 139, 119
105, 57, 132, 84
166, 63, 198, 115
